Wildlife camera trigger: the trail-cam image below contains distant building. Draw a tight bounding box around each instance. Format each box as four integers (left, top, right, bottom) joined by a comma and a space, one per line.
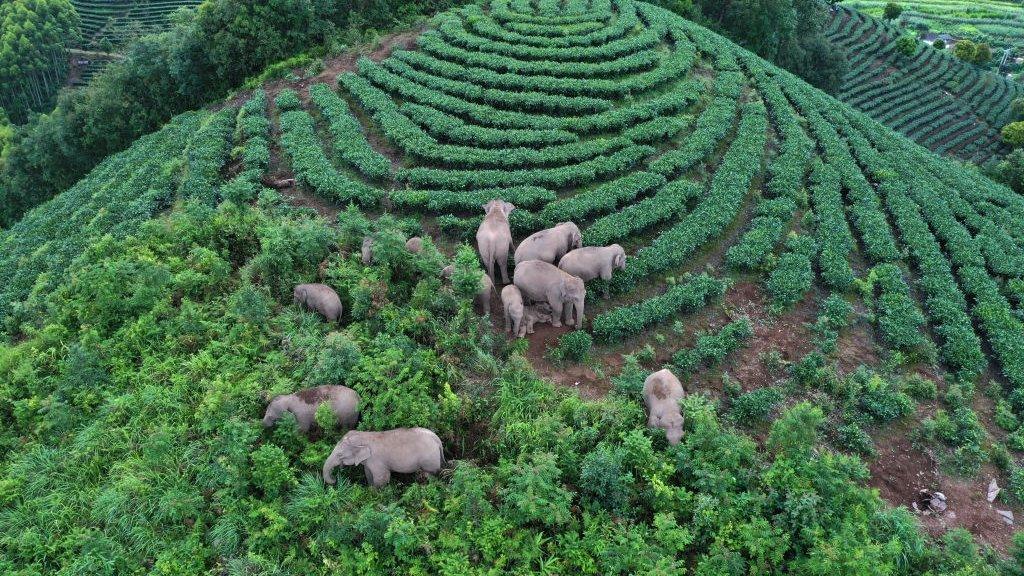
921, 32, 960, 46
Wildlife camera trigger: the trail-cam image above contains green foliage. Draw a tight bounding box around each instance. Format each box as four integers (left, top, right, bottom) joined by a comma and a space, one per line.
766, 234, 816, 311
1003, 121, 1024, 148
932, 38, 946, 50
895, 34, 917, 56
552, 331, 593, 362
953, 38, 978, 62
592, 274, 727, 342
251, 444, 296, 499
883, 2, 903, 21
671, 318, 753, 374
730, 387, 783, 423
0, 0, 81, 122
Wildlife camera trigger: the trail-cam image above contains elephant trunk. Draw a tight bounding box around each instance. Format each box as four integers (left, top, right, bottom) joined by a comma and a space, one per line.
323, 452, 342, 485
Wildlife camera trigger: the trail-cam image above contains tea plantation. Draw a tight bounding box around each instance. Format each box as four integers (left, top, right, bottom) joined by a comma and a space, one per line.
826, 5, 1021, 163
3, 0, 1024, 572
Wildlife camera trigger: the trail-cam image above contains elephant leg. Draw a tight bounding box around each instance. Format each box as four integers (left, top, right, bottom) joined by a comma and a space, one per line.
484, 256, 496, 287
499, 245, 511, 284
365, 462, 391, 488
482, 290, 491, 315
563, 303, 574, 326
504, 308, 511, 332
513, 313, 522, 337
549, 299, 563, 328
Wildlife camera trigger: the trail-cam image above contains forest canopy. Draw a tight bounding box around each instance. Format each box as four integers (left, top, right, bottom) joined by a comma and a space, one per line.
0, 0, 80, 123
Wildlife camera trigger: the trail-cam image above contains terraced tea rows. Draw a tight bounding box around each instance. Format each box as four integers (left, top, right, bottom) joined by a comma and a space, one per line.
71, 0, 202, 48
826, 5, 1021, 164
845, 0, 1024, 51
7, 0, 1024, 426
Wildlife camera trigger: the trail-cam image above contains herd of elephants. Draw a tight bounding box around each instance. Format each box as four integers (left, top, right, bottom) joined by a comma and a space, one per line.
273, 199, 686, 487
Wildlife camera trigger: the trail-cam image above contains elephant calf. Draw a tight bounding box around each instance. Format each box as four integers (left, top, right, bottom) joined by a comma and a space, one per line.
501, 285, 552, 337
642, 369, 685, 445
263, 385, 360, 434
558, 244, 626, 296
442, 264, 495, 314
513, 260, 586, 329
294, 283, 343, 324
323, 428, 445, 487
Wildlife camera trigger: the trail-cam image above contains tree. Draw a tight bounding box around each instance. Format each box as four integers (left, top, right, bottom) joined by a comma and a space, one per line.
974, 42, 992, 64
883, 2, 903, 21
0, 0, 81, 123
1003, 121, 1024, 148
690, 0, 849, 94
953, 39, 978, 63
1012, 98, 1024, 121
932, 39, 946, 50
896, 35, 917, 57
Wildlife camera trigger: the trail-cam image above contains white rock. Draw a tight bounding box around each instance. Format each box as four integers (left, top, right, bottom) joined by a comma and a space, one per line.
987, 479, 1000, 503
997, 510, 1014, 525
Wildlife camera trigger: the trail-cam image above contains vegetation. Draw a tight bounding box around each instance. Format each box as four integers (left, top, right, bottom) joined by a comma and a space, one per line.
4, 0, 1024, 571
70, 0, 202, 50
845, 0, 1024, 54
0, 0, 80, 122
824, 5, 1021, 164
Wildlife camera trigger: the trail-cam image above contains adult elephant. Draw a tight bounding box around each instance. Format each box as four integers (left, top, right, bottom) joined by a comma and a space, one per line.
476, 200, 515, 284
514, 222, 581, 265
557, 244, 626, 297
513, 260, 586, 329
322, 428, 445, 487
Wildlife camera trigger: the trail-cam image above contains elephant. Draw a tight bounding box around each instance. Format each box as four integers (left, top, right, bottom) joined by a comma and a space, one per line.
519, 305, 553, 337
558, 245, 626, 297
642, 369, 685, 445
406, 237, 423, 253
514, 222, 582, 265
294, 283, 343, 323
513, 260, 586, 329
263, 385, 360, 434
501, 285, 553, 336
361, 237, 374, 265
476, 200, 516, 284
441, 264, 495, 314
323, 427, 445, 487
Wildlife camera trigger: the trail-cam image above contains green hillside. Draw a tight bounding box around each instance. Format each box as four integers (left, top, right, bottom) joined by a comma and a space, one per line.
845, 0, 1024, 52
71, 0, 202, 49
3, 0, 1024, 572
826, 5, 1021, 163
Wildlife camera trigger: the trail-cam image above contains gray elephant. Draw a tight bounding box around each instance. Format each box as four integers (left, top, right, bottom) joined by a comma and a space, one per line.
642, 369, 685, 445
323, 427, 445, 487
519, 305, 553, 337
442, 264, 495, 314
476, 200, 515, 284
558, 245, 626, 297
501, 285, 552, 336
406, 237, 423, 253
361, 237, 374, 265
294, 283, 343, 323
513, 260, 586, 329
263, 385, 360, 434
514, 222, 582, 265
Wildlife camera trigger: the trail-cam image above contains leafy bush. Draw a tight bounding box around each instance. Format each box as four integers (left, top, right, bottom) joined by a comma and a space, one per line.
730, 387, 783, 423
579, 443, 634, 514
552, 331, 593, 362
251, 444, 296, 499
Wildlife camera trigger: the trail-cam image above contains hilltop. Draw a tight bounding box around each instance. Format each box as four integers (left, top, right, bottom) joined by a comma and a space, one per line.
2, 0, 1024, 572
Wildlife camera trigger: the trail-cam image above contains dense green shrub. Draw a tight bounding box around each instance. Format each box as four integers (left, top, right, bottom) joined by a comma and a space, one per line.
552, 331, 593, 362
730, 387, 783, 423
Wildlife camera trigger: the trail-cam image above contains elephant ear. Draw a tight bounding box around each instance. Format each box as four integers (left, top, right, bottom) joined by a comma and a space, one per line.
502, 201, 516, 216
348, 444, 372, 465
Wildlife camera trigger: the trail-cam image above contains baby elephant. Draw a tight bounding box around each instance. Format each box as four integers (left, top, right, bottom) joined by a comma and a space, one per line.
294, 283, 343, 323
519, 305, 553, 337
323, 427, 445, 487
501, 285, 553, 337
263, 385, 360, 434
442, 264, 495, 314
558, 244, 626, 297
642, 369, 685, 445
